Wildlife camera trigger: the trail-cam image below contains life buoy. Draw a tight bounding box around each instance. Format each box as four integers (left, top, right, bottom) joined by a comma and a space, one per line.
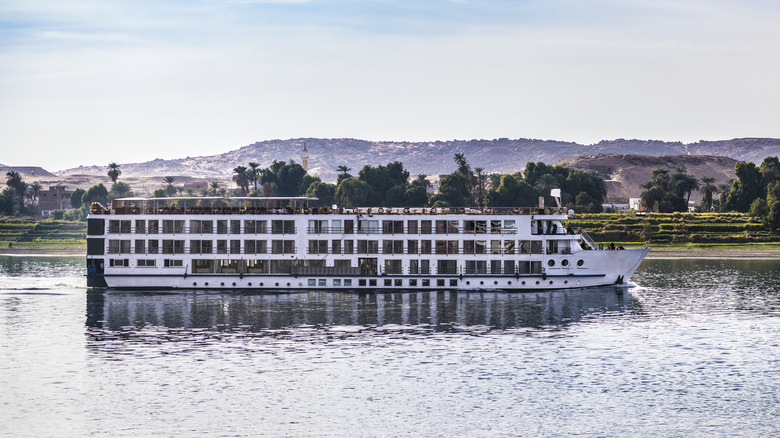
403, 207, 410, 214
378, 207, 384, 214
430, 207, 438, 214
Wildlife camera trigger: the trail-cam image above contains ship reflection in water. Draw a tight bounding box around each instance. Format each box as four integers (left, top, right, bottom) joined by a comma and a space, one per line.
86, 287, 638, 338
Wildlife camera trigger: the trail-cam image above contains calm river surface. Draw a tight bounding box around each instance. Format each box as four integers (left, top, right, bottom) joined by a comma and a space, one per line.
1, 255, 779, 437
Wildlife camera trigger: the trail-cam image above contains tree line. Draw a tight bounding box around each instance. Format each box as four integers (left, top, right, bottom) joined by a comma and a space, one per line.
639, 157, 780, 228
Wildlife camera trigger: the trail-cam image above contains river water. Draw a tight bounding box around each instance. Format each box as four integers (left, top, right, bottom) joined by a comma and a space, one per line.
1, 255, 778, 437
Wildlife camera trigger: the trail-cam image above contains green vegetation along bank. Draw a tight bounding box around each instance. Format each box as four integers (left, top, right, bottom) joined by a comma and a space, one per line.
0, 218, 86, 253
569, 212, 780, 246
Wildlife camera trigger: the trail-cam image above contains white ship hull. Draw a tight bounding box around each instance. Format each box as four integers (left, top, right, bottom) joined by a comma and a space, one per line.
86, 198, 650, 292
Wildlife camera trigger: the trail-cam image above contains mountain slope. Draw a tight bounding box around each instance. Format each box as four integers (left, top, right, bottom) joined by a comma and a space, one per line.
555, 154, 738, 203
55, 137, 780, 183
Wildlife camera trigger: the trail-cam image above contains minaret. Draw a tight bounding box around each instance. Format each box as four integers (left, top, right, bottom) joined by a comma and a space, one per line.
301, 143, 309, 172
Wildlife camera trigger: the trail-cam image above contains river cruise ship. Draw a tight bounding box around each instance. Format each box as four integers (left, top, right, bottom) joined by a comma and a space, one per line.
86, 196, 649, 291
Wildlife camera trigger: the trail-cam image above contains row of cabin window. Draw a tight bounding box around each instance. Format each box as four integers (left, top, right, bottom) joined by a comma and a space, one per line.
106, 219, 525, 235
110, 258, 542, 275
311, 240, 555, 255
107, 239, 564, 255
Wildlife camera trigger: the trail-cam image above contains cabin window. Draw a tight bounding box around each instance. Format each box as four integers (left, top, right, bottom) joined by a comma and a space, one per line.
382, 221, 404, 234
531, 241, 543, 254
331, 220, 342, 233
420, 240, 432, 254
357, 240, 379, 254
109, 259, 129, 267
218, 260, 240, 274
331, 240, 341, 254
504, 260, 515, 274
407, 240, 418, 254
503, 220, 516, 233
358, 220, 379, 234
308, 220, 327, 233
342, 240, 353, 254
382, 240, 403, 254
531, 261, 542, 274
148, 240, 159, 254
334, 259, 352, 268
216, 240, 227, 254
491, 240, 502, 254
244, 220, 256, 234
109, 220, 131, 234
407, 220, 418, 234
244, 240, 255, 254
384, 260, 402, 275
193, 259, 215, 273
230, 220, 241, 234
437, 260, 457, 274
464, 220, 486, 234
164, 259, 183, 267
518, 261, 531, 274
409, 279, 418, 287
270, 260, 293, 273
163, 220, 184, 234
271, 240, 295, 254
163, 240, 185, 254
463, 241, 475, 254
217, 220, 228, 234
491, 260, 502, 274
137, 259, 155, 267
108, 240, 131, 254
490, 220, 502, 234
271, 220, 295, 234
420, 220, 432, 234
134, 240, 145, 254
343, 220, 354, 234
135, 220, 146, 234
230, 240, 241, 254
410, 260, 419, 275
147, 220, 159, 234
245, 260, 268, 273
308, 240, 328, 254
504, 240, 515, 254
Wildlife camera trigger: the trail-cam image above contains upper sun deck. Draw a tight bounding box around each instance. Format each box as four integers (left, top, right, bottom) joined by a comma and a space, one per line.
90, 197, 569, 217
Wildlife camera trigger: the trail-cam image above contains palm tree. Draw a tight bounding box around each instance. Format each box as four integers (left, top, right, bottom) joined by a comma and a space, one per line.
640, 181, 666, 213
718, 181, 732, 211
232, 166, 250, 195
210, 181, 220, 196
107, 163, 121, 183
412, 174, 429, 189
534, 174, 559, 207
163, 176, 177, 197
248, 162, 261, 190
698, 177, 718, 211
474, 167, 487, 203
453, 153, 471, 177
6, 172, 26, 211
28, 182, 42, 207
337, 165, 352, 184
109, 181, 133, 200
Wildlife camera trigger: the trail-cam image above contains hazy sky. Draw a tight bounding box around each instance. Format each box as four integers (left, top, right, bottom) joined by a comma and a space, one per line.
1, 0, 779, 171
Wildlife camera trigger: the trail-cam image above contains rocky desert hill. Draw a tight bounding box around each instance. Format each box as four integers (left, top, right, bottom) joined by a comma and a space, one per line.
555, 154, 738, 203
55, 137, 780, 184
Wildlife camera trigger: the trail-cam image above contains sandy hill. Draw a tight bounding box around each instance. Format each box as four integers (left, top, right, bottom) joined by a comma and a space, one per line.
55, 137, 780, 184
555, 154, 738, 203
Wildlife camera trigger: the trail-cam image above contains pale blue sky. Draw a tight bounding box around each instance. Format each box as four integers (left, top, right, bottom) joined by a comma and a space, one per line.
1, 0, 779, 171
